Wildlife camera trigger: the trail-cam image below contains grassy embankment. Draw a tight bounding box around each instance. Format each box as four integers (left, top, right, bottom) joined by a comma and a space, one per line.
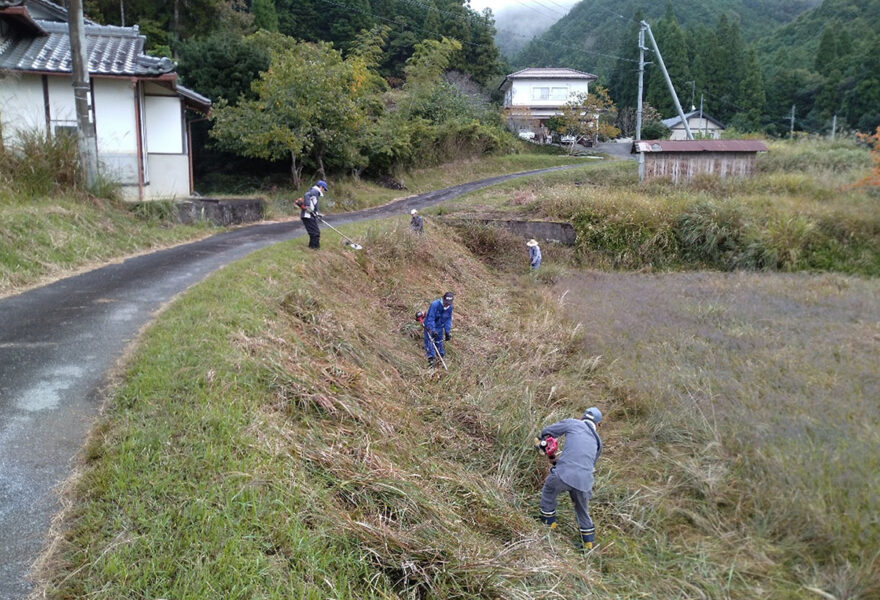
0, 141, 578, 296
441, 138, 879, 276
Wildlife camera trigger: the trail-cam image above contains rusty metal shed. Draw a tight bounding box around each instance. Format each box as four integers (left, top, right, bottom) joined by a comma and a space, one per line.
632, 139, 769, 183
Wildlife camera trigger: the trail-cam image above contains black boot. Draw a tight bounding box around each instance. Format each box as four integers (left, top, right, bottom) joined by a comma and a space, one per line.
427, 357, 435, 367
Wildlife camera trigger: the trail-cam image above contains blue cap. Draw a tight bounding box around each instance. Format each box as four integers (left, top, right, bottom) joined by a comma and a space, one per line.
316, 180, 328, 190
582, 407, 602, 424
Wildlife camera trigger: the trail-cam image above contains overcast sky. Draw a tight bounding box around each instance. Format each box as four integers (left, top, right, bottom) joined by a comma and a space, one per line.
468, 0, 579, 16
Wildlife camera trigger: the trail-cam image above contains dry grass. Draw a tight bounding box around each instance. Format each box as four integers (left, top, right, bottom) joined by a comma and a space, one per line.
554, 270, 880, 598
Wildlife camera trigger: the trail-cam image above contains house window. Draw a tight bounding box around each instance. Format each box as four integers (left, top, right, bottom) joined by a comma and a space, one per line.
550, 87, 568, 100
532, 87, 550, 100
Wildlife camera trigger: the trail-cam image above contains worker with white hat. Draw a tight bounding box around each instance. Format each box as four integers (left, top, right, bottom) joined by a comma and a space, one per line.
527, 239, 541, 270
410, 208, 424, 234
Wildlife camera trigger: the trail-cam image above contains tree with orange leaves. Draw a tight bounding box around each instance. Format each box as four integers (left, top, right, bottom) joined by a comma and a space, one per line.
855, 126, 880, 188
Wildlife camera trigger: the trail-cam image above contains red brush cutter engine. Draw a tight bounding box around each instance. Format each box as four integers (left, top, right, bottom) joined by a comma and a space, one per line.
536, 436, 559, 461
415, 310, 426, 324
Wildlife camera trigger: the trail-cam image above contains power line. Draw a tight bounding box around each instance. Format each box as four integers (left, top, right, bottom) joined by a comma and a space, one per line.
316, 0, 639, 66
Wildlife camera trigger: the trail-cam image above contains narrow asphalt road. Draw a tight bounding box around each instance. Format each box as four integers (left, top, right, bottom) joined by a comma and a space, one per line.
0, 164, 586, 599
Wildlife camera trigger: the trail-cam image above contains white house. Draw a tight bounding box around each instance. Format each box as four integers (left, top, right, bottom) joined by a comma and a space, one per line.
661, 110, 725, 140
499, 67, 597, 140
0, 0, 210, 200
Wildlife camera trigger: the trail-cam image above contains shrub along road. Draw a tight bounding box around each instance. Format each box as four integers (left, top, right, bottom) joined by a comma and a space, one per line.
0, 164, 588, 600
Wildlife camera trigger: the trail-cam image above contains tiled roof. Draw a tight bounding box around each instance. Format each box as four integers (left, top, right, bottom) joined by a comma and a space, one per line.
661, 110, 725, 129
0, 15, 172, 76
633, 140, 769, 153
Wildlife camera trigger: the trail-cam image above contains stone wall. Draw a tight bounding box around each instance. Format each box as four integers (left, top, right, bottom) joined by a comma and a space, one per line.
175, 198, 265, 226
440, 217, 576, 245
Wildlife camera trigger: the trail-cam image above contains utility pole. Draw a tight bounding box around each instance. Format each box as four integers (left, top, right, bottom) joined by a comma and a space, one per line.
636, 24, 646, 181
789, 104, 796, 138
831, 114, 837, 141
642, 20, 692, 140
68, 0, 99, 189
685, 80, 695, 111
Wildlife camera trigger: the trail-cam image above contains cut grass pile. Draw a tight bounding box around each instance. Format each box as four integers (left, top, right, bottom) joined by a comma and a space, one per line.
0, 194, 214, 296
436, 138, 880, 276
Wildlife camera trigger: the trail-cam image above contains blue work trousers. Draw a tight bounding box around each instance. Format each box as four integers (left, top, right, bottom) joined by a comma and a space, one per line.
423, 329, 445, 359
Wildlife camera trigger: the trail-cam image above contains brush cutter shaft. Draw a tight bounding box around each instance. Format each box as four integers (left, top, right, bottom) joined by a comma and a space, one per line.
422, 323, 448, 370
315, 215, 362, 248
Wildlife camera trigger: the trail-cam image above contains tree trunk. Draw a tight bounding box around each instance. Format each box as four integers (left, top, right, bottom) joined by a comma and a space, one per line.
290, 151, 302, 188
173, 0, 180, 46
316, 151, 325, 180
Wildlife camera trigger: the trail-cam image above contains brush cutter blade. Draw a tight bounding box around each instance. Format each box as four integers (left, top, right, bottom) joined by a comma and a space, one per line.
345, 241, 363, 250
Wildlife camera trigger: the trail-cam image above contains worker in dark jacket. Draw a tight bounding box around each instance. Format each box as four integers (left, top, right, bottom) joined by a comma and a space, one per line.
410, 209, 424, 234
423, 291, 453, 366
301, 180, 327, 249
537, 407, 602, 550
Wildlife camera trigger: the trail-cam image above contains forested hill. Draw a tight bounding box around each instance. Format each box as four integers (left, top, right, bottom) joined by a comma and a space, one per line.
510, 0, 819, 79
755, 0, 880, 132
83, 0, 504, 86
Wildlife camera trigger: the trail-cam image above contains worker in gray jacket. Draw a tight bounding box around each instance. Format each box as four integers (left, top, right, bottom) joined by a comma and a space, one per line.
537, 407, 602, 550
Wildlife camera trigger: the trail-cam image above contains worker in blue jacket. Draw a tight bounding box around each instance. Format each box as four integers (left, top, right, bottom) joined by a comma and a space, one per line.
537, 407, 602, 550
423, 291, 453, 367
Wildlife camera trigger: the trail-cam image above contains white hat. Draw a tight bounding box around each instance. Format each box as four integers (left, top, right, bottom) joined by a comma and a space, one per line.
410, 209, 418, 215
526, 239, 539, 247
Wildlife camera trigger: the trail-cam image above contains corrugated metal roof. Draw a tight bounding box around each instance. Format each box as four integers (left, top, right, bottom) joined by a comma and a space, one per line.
506, 67, 597, 80
0, 17, 173, 76
661, 110, 725, 129
633, 140, 769, 153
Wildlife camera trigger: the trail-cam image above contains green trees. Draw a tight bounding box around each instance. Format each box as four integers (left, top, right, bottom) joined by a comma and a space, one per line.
251, 0, 279, 32
209, 41, 369, 186
646, 7, 690, 116
552, 87, 620, 152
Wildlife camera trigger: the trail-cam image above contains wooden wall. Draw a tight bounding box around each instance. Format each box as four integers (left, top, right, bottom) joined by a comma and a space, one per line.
644, 152, 758, 183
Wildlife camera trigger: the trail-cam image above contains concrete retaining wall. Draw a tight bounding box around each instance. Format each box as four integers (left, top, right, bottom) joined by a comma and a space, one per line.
175, 198, 265, 226
440, 217, 576, 245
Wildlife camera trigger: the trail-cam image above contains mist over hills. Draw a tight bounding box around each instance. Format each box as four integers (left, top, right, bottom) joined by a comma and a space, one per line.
508, 0, 820, 79
492, 1, 578, 57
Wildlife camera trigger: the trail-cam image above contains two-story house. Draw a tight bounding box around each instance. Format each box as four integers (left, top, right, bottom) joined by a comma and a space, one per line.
499, 67, 597, 142
0, 0, 210, 200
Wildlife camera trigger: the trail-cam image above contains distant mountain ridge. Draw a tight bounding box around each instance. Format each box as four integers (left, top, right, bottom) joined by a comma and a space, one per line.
510, 0, 820, 80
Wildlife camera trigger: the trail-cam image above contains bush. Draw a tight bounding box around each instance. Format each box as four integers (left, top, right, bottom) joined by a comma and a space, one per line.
0, 128, 80, 196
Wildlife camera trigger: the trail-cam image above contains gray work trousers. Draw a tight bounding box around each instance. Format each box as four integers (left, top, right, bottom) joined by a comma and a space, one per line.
540, 468, 595, 540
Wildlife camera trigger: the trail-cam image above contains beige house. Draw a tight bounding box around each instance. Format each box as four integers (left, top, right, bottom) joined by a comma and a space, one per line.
661, 110, 725, 140
499, 67, 597, 141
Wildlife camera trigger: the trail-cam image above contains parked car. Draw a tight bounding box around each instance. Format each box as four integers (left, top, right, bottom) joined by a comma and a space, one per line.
518, 131, 536, 140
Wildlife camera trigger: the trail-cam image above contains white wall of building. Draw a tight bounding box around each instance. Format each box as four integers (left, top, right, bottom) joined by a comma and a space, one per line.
670, 117, 723, 140
506, 78, 591, 108
2, 73, 192, 200
144, 95, 183, 154
93, 78, 140, 185
0, 73, 47, 138
144, 154, 189, 199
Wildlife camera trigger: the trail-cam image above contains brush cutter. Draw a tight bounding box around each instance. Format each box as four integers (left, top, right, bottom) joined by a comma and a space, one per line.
314, 213, 363, 250
535, 435, 559, 463
415, 310, 448, 370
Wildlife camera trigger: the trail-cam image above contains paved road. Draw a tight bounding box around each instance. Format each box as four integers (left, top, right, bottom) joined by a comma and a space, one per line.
0, 165, 586, 599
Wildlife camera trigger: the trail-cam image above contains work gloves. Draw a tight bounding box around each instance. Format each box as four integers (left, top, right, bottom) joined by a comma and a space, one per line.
445, 332, 451, 341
